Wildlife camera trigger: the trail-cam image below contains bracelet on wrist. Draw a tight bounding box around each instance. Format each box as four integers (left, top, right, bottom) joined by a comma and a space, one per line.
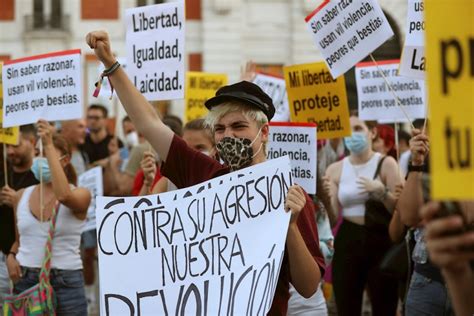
93, 61, 121, 100
103, 61, 120, 75
408, 163, 424, 173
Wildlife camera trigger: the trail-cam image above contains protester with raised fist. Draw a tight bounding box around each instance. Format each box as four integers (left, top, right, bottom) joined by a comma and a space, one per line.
86, 30, 325, 314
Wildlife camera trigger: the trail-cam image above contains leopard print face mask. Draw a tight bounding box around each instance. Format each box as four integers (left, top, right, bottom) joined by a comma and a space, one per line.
216, 128, 263, 171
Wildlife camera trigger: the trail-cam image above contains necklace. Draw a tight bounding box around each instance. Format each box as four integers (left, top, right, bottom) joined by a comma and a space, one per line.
30, 185, 57, 221
349, 152, 375, 178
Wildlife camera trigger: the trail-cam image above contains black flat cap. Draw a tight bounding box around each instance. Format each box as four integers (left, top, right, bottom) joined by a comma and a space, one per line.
205, 81, 275, 121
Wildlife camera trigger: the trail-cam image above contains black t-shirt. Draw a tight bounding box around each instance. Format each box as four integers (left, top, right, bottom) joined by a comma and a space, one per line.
82, 134, 123, 164
0, 167, 38, 254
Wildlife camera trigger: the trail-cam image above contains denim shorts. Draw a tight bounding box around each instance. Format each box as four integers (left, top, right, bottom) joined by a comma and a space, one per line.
14, 267, 87, 316
405, 271, 454, 316
0, 254, 10, 313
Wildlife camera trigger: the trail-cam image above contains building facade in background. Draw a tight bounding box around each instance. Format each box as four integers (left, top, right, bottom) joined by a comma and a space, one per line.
0, 0, 407, 122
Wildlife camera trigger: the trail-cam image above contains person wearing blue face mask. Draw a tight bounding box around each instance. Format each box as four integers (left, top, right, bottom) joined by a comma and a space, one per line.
6, 120, 91, 315
324, 113, 403, 316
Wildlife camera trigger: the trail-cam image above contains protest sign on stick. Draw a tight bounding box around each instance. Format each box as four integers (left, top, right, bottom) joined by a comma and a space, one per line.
0, 63, 19, 146
0, 63, 4, 120
78, 167, 103, 233
268, 122, 317, 194
96, 157, 292, 315
399, 0, 425, 79
355, 59, 425, 123
2, 50, 82, 127
427, 0, 473, 199
253, 74, 290, 122
305, 0, 394, 78
185, 72, 227, 122
0, 127, 19, 146
283, 62, 350, 139
126, 1, 185, 101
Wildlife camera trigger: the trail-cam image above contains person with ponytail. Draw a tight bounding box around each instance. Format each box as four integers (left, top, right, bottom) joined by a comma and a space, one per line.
324, 113, 402, 316
6, 120, 91, 315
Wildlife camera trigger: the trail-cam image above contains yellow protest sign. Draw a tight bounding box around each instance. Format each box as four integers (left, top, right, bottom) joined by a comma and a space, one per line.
427, 0, 474, 199
283, 62, 350, 139
0, 64, 19, 145
0, 126, 19, 145
0, 62, 3, 124
185, 72, 228, 122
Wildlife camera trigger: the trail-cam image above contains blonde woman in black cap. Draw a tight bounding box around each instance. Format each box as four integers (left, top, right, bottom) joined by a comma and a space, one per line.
86, 31, 325, 315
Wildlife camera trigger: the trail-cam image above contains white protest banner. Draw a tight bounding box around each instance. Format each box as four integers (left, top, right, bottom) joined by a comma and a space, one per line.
399, 0, 425, 79
305, 0, 394, 78
96, 157, 292, 315
2, 50, 82, 127
356, 59, 425, 123
268, 122, 317, 194
253, 74, 290, 122
78, 167, 103, 233
126, 1, 185, 101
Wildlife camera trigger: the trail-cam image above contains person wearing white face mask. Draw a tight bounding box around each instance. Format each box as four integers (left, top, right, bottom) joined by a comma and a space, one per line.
122, 116, 140, 150
324, 113, 402, 316
6, 120, 91, 315
85, 30, 326, 314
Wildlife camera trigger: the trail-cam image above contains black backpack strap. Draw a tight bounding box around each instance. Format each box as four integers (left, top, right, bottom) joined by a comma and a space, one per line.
373, 156, 387, 180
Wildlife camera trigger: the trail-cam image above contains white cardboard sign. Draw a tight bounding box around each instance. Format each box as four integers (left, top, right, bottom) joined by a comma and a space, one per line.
125, 1, 185, 101
305, 0, 394, 78
96, 157, 292, 315
268, 123, 317, 194
2, 50, 82, 127
399, 0, 425, 79
253, 74, 290, 122
78, 167, 103, 233
356, 60, 426, 122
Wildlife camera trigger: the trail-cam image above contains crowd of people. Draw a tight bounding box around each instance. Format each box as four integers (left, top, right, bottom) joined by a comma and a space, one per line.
0, 30, 472, 316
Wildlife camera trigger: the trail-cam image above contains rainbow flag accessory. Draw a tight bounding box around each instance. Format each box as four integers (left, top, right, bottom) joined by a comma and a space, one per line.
3, 204, 59, 316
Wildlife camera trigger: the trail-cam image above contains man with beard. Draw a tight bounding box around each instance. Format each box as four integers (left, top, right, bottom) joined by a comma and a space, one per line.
83, 104, 123, 165
0, 125, 38, 311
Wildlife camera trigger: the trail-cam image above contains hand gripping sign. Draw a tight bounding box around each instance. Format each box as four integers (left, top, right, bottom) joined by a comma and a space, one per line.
96, 157, 293, 315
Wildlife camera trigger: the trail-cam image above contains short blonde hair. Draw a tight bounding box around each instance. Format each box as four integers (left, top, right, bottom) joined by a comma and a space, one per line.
205, 101, 269, 156
204, 101, 268, 133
